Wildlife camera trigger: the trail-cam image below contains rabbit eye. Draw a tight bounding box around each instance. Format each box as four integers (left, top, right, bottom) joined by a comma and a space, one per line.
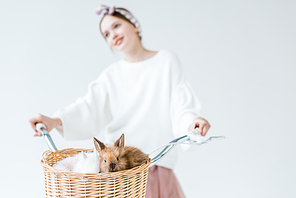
104, 159, 106, 163
117, 157, 119, 161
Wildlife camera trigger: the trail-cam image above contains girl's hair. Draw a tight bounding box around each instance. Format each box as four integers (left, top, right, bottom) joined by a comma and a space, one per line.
99, 8, 142, 52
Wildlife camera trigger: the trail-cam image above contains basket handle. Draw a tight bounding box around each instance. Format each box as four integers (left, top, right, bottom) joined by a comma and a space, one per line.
36, 123, 58, 152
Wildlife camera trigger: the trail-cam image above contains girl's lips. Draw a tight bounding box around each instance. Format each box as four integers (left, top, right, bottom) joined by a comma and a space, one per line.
115, 37, 124, 46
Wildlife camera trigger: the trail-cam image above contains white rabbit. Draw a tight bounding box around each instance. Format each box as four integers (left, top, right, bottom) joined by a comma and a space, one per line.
53, 151, 85, 172
53, 150, 101, 173
72, 150, 101, 173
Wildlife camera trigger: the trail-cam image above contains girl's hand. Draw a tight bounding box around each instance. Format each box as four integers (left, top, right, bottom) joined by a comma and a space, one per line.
29, 114, 62, 137
188, 117, 211, 136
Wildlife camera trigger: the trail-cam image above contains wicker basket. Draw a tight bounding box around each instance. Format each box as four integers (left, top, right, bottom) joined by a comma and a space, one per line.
41, 148, 151, 198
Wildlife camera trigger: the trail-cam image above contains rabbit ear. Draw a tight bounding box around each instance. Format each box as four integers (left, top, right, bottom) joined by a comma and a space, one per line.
93, 137, 106, 152
114, 133, 125, 148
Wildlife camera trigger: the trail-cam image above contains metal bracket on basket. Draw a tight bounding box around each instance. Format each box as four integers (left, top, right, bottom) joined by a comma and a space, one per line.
149, 127, 225, 167
36, 123, 58, 152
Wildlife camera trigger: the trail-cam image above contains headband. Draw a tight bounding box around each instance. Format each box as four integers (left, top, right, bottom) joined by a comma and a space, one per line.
96, 5, 142, 37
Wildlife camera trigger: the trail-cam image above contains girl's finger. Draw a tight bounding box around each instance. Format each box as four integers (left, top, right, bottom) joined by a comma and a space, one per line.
199, 123, 205, 133
194, 122, 200, 129
29, 118, 41, 131
203, 124, 211, 136
201, 125, 208, 136
31, 123, 39, 132
34, 132, 42, 137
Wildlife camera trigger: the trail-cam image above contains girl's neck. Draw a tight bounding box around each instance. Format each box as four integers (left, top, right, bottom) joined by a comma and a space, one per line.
124, 47, 157, 63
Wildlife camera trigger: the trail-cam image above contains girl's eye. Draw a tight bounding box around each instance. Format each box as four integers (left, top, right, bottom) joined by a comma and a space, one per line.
105, 24, 119, 38
117, 157, 119, 161
104, 159, 106, 163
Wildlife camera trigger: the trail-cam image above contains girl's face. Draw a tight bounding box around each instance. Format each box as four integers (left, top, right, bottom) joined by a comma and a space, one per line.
100, 15, 139, 52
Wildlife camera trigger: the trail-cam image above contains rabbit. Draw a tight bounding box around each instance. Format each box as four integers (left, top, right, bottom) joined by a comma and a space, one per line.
53, 151, 87, 172
72, 150, 101, 173
53, 150, 100, 173
53, 140, 101, 173
93, 133, 149, 173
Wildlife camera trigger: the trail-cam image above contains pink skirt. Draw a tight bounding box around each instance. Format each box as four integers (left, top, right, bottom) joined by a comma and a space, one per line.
145, 166, 186, 198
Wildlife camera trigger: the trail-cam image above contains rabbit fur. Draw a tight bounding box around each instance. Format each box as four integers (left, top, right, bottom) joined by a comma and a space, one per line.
53, 150, 101, 173
93, 133, 149, 173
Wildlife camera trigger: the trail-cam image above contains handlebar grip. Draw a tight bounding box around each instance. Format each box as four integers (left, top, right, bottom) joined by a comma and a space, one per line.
36, 123, 47, 132
36, 123, 58, 152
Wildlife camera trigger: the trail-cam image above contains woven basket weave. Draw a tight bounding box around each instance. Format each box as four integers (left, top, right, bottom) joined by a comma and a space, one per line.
41, 148, 151, 198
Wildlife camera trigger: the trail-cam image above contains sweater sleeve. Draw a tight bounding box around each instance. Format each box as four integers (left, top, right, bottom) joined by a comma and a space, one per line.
169, 52, 202, 150
52, 75, 113, 140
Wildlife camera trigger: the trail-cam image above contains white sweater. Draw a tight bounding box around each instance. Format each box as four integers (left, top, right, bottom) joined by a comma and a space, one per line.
52, 49, 202, 170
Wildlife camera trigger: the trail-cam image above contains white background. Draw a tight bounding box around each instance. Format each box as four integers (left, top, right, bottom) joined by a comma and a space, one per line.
1, 0, 295, 197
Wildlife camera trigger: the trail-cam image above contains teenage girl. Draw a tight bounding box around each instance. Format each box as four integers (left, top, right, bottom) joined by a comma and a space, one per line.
29, 5, 211, 198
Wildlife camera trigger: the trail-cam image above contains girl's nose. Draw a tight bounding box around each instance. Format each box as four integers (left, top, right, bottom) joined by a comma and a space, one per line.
113, 34, 119, 40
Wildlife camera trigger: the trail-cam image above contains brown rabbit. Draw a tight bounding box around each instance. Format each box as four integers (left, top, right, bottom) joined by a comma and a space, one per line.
93, 134, 149, 173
